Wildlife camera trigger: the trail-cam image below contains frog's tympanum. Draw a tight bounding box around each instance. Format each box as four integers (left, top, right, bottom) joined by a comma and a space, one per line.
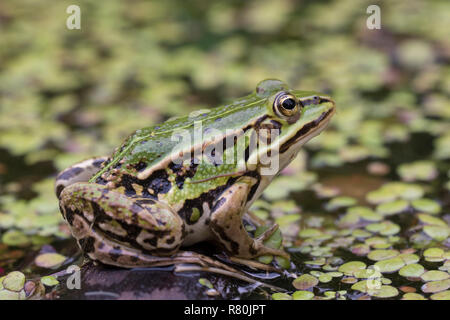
56, 79, 335, 271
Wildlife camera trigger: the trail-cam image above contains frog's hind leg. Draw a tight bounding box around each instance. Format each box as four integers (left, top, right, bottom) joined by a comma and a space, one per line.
55, 157, 108, 198
59, 182, 185, 267
67, 216, 284, 290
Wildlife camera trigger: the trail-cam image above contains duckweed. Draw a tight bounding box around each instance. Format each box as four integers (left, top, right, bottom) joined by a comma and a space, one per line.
423, 226, 450, 241
374, 257, 405, 273
420, 271, 449, 282
399, 264, 425, 278
34, 253, 67, 269
2, 271, 25, 292
430, 290, 450, 300
338, 261, 366, 276
411, 199, 441, 215
367, 249, 399, 261
293, 274, 319, 290
271, 293, 292, 300
376, 200, 409, 216
421, 279, 450, 293
40, 276, 59, 287
292, 291, 314, 300
402, 293, 427, 300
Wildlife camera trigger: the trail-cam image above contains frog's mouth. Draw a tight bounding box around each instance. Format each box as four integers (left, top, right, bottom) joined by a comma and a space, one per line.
279, 104, 335, 154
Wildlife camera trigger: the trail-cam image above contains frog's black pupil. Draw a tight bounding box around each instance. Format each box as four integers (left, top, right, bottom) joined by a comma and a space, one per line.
282, 98, 296, 110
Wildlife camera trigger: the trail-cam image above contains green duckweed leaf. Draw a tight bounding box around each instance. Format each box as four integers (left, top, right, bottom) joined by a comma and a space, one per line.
2, 272, 25, 292
411, 198, 441, 215
293, 274, 319, 290
376, 199, 409, 216
292, 291, 314, 300
40, 276, 59, 287
421, 279, 450, 293
402, 293, 427, 300
399, 264, 425, 278
374, 257, 405, 273
367, 249, 399, 261
34, 253, 67, 269
338, 261, 367, 276
271, 292, 292, 300
430, 290, 450, 300
421, 270, 449, 282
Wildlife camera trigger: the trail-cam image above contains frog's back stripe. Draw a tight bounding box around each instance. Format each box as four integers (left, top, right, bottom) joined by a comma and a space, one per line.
55, 157, 107, 198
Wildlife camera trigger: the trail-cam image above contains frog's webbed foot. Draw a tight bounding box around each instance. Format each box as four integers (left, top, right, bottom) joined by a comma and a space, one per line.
173, 252, 286, 291
244, 210, 267, 227
252, 223, 290, 259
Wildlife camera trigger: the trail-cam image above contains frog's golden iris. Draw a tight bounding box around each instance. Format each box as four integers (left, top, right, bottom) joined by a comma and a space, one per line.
271, 91, 304, 126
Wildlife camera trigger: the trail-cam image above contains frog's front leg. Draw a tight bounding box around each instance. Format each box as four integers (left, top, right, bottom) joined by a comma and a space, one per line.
210, 177, 289, 260
59, 182, 185, 267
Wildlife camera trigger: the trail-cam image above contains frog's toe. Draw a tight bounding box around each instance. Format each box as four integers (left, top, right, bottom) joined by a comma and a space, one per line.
251, 241, 290, 260
255, 223, 279, 242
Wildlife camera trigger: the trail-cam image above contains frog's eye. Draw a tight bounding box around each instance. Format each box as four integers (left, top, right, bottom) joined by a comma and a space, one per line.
273, 92, 302, 119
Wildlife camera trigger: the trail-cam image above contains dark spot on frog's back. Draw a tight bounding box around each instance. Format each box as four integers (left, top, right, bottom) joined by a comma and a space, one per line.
57, 167, 83, 180
92, 158, 105, 168
169, 158, 198, 190
108, 246, 122, 262
147, 169, 171, 194
178, 177, 237, 225
120, 169, 171, 197
134, 161, 147, 172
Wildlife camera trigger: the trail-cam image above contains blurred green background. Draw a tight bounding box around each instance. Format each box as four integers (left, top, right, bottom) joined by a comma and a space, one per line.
0, 0, 449, 300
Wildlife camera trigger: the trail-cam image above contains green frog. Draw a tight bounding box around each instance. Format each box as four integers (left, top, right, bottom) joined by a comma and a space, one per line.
56, 79, 335, 271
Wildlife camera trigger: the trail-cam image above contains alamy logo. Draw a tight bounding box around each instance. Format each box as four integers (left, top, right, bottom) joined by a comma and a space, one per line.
66, 265, 81, 289
366, 5, 381, 30
169, 114, 281, 176
66, 5, 81, 30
